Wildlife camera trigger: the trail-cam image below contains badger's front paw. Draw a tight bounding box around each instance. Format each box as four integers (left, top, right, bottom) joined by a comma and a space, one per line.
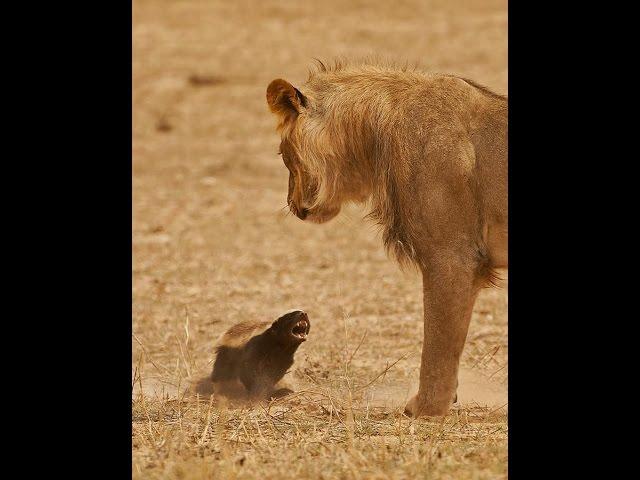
268, 387, 294, 400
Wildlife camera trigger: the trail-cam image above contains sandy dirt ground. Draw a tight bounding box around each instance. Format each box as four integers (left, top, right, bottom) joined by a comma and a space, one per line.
133, 0, 507, 478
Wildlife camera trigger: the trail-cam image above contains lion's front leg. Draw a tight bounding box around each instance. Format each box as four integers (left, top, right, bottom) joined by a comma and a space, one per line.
405, 252, 480, 417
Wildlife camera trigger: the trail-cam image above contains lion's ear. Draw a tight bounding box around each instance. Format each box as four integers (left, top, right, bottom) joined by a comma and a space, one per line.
266, 79, 307, 126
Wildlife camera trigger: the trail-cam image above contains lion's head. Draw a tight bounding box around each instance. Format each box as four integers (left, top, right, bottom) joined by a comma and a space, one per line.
277, 134, 341, 223
266, 77, 365, 224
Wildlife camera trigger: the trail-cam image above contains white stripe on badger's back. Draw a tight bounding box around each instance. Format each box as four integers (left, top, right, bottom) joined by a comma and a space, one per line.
216, 320, 271, 349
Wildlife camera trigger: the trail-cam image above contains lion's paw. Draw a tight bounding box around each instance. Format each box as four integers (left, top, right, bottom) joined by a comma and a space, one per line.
403, 393, 454, 418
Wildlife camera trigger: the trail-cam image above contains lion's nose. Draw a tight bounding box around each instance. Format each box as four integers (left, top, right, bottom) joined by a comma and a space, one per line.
298, 208, 309, 220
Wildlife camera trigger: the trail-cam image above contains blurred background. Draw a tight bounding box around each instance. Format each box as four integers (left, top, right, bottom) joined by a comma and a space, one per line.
133, 0, 507, 477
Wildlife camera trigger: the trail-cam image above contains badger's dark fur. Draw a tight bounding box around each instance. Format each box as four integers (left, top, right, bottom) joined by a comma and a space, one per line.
203, 310, 310, 401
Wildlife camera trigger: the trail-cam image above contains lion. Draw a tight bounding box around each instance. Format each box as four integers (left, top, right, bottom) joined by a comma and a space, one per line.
266, 60, 507, 417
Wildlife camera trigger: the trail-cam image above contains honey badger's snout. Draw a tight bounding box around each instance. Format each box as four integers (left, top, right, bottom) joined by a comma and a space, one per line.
290, 311, 310, 341
277, 310, 311, 342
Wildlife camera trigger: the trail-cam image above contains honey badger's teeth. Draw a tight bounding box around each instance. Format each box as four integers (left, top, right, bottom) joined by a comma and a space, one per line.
291, 319, 309, 338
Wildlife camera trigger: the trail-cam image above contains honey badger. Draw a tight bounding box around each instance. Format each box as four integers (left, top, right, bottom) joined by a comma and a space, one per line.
209, 310, 310, 401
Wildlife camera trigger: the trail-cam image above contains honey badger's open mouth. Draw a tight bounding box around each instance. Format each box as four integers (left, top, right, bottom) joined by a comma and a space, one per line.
291, 317, 310, 341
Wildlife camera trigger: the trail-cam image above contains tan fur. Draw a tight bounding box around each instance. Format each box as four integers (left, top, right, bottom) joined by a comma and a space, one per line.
216, 320, 271, 349
267, 59, 507, 417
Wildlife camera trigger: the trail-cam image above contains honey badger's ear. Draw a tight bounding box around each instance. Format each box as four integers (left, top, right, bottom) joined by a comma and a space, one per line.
266, 79, 307, 125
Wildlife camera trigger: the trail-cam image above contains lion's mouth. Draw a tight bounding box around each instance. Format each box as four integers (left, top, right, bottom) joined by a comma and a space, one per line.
289, 202, 309, 220
291, 317, 310, 341
299, 206, 341, 224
